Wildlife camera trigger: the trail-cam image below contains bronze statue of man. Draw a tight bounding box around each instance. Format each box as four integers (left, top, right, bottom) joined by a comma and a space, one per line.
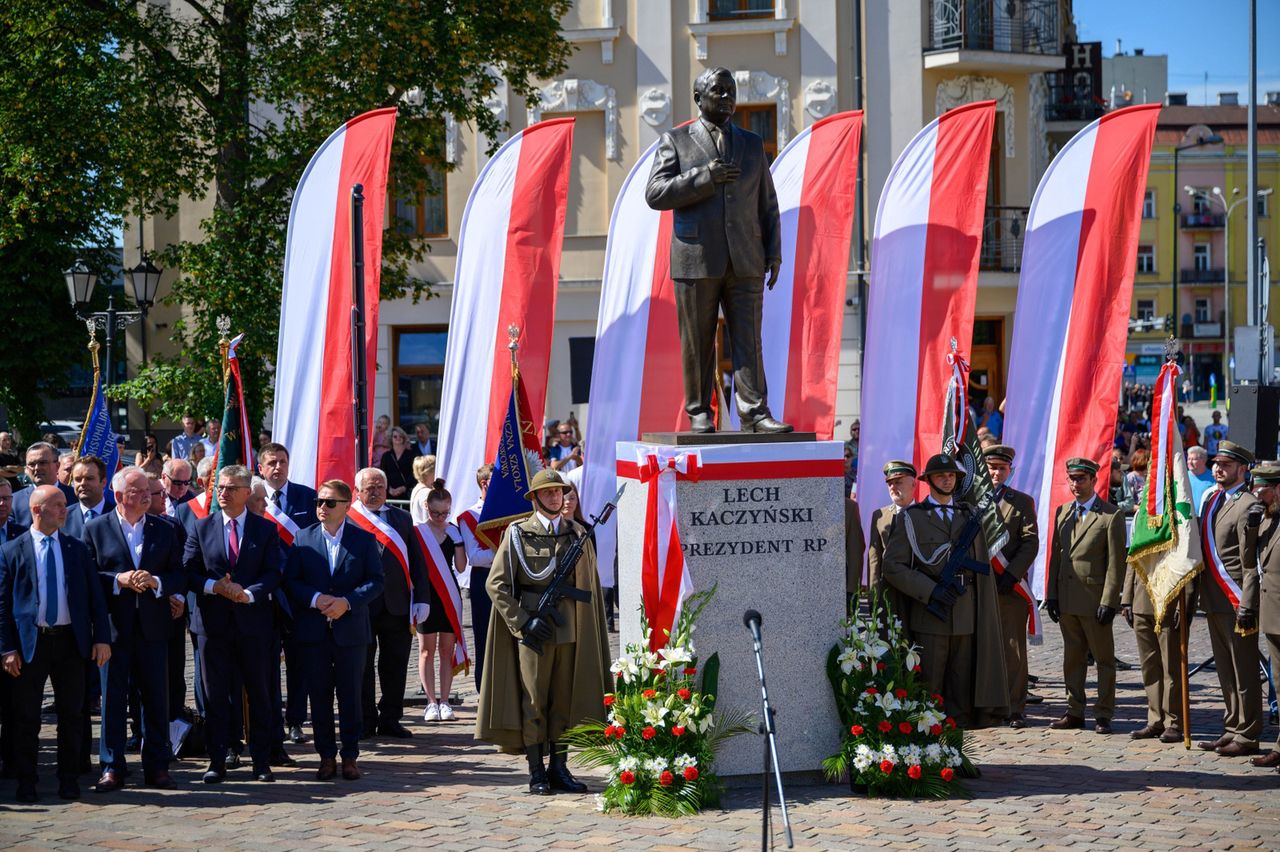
645, 67, 792, 434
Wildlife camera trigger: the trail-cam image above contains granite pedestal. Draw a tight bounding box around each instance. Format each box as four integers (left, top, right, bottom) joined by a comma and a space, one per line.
615, 435, 845, 777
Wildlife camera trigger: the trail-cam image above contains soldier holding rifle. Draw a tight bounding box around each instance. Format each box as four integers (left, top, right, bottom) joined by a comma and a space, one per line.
475, 469, 609, 795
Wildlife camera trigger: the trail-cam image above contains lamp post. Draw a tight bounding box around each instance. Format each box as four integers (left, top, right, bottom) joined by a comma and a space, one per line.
65, 255, 161, 434
1171, 132, 1224, 350
1191, 186, 1274, 390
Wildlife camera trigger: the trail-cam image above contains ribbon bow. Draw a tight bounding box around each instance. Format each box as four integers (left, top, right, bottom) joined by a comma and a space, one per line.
637, 450, 700, 651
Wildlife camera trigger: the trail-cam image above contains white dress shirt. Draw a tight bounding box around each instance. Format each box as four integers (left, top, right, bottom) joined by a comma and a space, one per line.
113, 511, 164, 597
311, 522, 348, 610
532, 511, 561, 535
31, 529, 70, 627
79, 498, 106, 525
203, 509, 253, 603
459, 499, 494, 568
265, 483, 289, 514
1074, 494, 1099, 517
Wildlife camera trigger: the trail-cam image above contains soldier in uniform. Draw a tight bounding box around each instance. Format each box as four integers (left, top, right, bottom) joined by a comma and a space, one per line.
983, 445, 1040, 728
882, 454, 1007, 727
843, 496, 865, 604
1045, 458, 1126, 734
475, 469, 610, 795
1122, 535, 1187, 744
1194, 440, 1263, 757
868, 460, 917, 627
1249, 463, 1280, 768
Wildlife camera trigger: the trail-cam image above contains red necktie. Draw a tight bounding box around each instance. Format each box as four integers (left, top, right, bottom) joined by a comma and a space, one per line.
228, 518, 240, 569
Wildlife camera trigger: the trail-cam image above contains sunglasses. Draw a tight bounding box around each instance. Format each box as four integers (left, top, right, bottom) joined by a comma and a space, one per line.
168, 478, 193, 487
314, 498, 350, 508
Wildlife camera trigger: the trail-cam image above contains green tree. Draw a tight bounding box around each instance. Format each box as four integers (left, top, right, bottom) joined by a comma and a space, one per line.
0, 0, 572, 431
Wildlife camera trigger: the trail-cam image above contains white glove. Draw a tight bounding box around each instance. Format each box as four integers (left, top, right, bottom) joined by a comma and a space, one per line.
411, 602, 430, 625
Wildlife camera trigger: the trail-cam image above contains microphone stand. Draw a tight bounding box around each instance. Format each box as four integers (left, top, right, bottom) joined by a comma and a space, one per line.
745, 612, 793, 850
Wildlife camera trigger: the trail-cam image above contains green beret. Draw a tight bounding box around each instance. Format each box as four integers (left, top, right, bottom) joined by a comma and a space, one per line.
882, 459, 917, 480
1065, 457, 1099, 474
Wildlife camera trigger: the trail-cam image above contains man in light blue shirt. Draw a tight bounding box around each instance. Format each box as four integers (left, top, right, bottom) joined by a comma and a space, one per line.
1187, 446, 1215, 514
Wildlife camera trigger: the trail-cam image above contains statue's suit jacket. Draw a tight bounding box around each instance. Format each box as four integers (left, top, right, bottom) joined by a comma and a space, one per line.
644, 118, 780, 280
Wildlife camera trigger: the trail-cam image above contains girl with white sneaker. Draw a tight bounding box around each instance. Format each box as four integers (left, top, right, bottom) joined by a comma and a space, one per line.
417, 480, 466, 722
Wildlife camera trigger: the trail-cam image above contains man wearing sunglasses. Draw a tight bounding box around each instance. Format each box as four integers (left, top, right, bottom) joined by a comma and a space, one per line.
285, 480, 383, 781
11, 442, 74, 526
160, 459, 196, 517
183, 465, 284, 784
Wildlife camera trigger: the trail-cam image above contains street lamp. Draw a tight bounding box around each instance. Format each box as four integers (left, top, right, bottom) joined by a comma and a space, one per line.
1191, 185, 1275, 389
1171, 132, 1224, 351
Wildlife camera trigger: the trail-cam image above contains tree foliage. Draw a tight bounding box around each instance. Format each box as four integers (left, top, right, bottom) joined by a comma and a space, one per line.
0, 0, 572, 431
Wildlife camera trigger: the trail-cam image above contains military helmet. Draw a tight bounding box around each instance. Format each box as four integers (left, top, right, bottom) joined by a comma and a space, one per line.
921, 453, 962, 478
523, 468, 569, 501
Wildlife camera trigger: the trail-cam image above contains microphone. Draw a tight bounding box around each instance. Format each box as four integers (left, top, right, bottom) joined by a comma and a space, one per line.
743, 609, 763, 643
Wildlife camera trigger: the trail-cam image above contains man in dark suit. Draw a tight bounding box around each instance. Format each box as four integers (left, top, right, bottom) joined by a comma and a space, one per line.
11, 443, 76, 526
148, 475, 193, 725
161, 458, 196, 516
412, 422, 436, 458
257, 441, 316, 744
0, 477, 27, 777
285, 479, 383, 781
353, 468, 428, 739
0, 485, 111, 802
183, 464, 284, 783
85, 467, 185, 792
61, 456, 116, 540
645, 66, 789, 435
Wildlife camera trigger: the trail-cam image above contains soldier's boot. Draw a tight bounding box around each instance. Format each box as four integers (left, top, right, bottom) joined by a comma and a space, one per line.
526, 744, 551, 796
546, 741, 588, 794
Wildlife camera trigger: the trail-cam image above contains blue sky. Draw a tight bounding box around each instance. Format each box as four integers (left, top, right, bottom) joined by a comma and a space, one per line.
1074, 0, 1280, 104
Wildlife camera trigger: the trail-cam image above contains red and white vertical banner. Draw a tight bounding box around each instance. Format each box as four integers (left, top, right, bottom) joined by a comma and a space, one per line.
1002, 104, 1161, 599
757, 111, 862, 438
437, 118, 575, 515
273, 107, 397, 489
855, 101, 995, 517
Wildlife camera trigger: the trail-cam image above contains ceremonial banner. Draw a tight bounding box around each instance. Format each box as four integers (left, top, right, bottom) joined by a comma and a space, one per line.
475, 356, 544, 550
273, 107, 397, 488
855, 101, 995, 520
213, 333, 255, 476
75, 342, 119, 476
1128, 359, 1201, 628
413, 524, 470, 673
437, 118, 574, 516
756, 110, 862, 438
1002, 104, 1161, 598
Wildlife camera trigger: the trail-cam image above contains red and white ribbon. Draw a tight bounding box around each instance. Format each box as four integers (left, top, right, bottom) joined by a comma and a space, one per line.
413, 524, 470, 673
1201, 490, 1243, 609
262, 500, 300, 546
637, 449, 701, 652
188, 491, 211, 520
349, 501, 413, 598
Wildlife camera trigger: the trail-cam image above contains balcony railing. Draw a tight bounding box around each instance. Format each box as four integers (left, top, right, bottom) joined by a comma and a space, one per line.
1180, 267, 1225, 283
1180, 213, 1225, 228
980, 206, 1028, 272
927, 0, 1059, 55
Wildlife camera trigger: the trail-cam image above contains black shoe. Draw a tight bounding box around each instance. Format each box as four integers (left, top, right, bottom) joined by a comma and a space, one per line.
16, 782, 37, 803
58, 779, 81, 800
288, 725, 308, 744
689, 413, 715, 434
269, 748, 297, 767
377, 722, 414, 739
225, 751, 242, 770
360, 723, 378, 740
125, 734, 142, 753
255, 770, 275, 783
526, 744, 552, 795
742, 415, 793, 434
547, 759, 588, 793
202, 764, 226, 784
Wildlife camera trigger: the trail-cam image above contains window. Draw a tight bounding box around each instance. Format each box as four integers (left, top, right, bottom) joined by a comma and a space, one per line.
733, 104, 778, 163
1193, 244, 1211, 272
392, 326, 448, 432
1137, 299, 1155, 320
1142, 189, 1156, 219
568, 337, 595, 405
1259, 190, 1271, 218
710, 0, 773, 20
1136, 244, 1155, 274
1191, 191, 1210, 216
390, 146, 448, 238
1194, 298, 1211, 323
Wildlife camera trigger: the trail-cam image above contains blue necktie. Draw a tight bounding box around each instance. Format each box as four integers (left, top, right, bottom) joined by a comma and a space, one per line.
42, 537, 58, 625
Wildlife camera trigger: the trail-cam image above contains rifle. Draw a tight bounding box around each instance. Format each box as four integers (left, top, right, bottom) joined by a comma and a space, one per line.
925, 496, 993, 621
520, 483, 625, 656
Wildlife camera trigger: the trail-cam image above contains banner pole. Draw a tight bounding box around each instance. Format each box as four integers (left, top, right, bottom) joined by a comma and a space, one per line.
351, 184, 370, 472
1180, 592, 1191, 750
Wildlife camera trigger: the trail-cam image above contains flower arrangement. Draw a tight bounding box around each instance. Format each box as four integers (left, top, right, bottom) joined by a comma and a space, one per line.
822, 591, 971, 797
562, 589, 752, 817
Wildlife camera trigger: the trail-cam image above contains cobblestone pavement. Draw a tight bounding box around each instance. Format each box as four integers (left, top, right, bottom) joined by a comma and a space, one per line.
4, 598, 1280, 851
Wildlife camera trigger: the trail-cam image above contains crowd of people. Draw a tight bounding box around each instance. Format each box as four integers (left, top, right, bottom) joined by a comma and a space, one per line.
0, 415, 613, 803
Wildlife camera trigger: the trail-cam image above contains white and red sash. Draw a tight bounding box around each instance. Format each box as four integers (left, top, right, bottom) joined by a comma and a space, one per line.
413, 524, 470, 673
349, 501, 413, 595
637, 449, 700, 653
457, 505, 480, 541
188, 491, 211, 520
263, 500, 301, 546
1201, 489, 1243, 610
